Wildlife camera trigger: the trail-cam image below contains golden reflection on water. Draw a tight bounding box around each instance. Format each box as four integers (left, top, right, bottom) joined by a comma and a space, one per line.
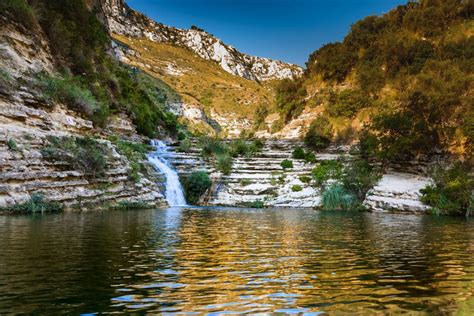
0, 208, 473, 314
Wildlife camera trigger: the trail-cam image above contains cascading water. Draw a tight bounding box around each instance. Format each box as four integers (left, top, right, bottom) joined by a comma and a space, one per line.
148, 140, 187, 207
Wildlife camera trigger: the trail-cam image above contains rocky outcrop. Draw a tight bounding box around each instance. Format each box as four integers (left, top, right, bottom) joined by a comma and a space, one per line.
165, 140, 345, 208
0, 18, 166, 210
363, 172, 432, 214
100, 0, 303, 81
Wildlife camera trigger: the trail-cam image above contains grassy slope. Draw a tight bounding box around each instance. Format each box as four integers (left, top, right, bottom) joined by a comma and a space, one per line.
113, 34, 276, 125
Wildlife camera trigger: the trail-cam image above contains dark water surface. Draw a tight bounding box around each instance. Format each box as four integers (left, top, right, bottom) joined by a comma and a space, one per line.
0, 207, 473, 314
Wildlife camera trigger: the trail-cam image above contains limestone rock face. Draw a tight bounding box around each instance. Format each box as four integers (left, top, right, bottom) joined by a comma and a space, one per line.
0, 21, 166, 210
363, 172, 433, 214
166, 140, 323, 208
99, 0, 303, 81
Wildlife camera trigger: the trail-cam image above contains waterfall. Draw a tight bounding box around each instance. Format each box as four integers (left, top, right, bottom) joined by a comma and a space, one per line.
148, 140, 187, 207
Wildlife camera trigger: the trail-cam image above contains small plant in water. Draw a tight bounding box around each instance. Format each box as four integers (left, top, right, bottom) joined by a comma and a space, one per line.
322, 184, 355, 211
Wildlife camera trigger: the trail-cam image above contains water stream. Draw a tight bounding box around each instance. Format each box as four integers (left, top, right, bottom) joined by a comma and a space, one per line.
147, 140, 187, 206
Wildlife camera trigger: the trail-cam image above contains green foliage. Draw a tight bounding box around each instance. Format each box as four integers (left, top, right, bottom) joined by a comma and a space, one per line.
0, 0, 38, 29
240, 179, 252, 186
311, 160, 343, 185
292, 147, 306, 159
216, 154, 233, 175
110, 137, 150, 182
291, 185, 303, 192
276, 78, 306, 122
36, 0, 109, 75
11, 1, 179, 137
114, 200, 153, 211
280, 159, 294, 170
240, 200, 265, 209
7, 139, 18, 152
9, 194, 63, 214
327, 89, 372, 118
304, 152, 317, 163
111, 65, 179, 137
292, 146, 317, 163
341, 158, 380, 202
421, 163, 474, 216
307, 42, 357, 83
367, 60, 471, 160
304, 116, 333, 150
42, 136, 110, 178
229, 139, 262, 158
178, 139, 193, 153
37, 73, 106, 123
318, 158, 379, 210
200, 137, 228, 157
254, 105, 269, 129
183, 171, 212, 205
299, 175, 312, 184
322, 184, 356, 211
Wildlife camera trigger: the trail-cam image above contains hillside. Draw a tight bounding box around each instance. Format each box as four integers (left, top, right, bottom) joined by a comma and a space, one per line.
273, 0, 473, 162
101, 0, 303, 81
112, 34, 276, 137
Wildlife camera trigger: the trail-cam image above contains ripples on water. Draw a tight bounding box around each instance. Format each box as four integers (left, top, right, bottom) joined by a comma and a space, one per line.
0, 208, 473, 314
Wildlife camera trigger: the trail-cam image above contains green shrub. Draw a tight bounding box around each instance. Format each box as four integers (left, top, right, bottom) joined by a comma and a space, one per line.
9, 194, 63, 214
42, 136, 110, 178
37, 74, 106, 121
0, 0, 37, 29
306, 42, 357, 83
183, 171, 212, 205
276, 78, 306, 122
421, 163, 474, 217
240, 179, 252, 186
111, 138, 150, 182
304, 152, 317, 163
299, 175, 312, 184
7, 139, 18, 152
292, 147, 306, 159
254, 105, 269, 130
304, 116, 333, 150
321, 184, 356, 211
291, 185, 303, 192
114, 200, 152, 211
200, 137, 228, 157
312, 160, 344, 185
342, 158, 380, 203
327, 89, 371, 118
241, 200, 265, 209
216, 154, 233, 175
280, 159, 294, 170
230, 139, 262, 158
178, 139, 192, 152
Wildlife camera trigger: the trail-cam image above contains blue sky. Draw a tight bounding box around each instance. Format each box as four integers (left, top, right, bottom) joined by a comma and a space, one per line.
127, 0, 408, 66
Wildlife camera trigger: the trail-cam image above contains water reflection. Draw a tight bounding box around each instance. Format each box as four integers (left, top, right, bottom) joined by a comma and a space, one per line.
0, 208, 473, 314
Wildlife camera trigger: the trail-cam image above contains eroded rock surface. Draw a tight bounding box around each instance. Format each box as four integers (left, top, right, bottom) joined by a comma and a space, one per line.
100, 0, 303, 81
363, 172, 432, 214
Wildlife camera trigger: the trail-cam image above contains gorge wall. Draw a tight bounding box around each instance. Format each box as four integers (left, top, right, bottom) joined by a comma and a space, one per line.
0, 15, 166, 210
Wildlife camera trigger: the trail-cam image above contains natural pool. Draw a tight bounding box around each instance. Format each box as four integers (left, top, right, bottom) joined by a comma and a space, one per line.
0, 207, 473, 314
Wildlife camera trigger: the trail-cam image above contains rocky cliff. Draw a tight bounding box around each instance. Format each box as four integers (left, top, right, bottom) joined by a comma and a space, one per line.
99, 0, 303, 81
0, 18, 166, 210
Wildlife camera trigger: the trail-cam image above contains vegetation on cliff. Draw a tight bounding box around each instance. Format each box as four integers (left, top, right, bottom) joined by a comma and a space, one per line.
277, 0, 473, 162
2, 0, 181, 138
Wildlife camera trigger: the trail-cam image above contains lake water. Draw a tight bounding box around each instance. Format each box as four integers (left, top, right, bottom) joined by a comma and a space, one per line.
1, 207, 473, 314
